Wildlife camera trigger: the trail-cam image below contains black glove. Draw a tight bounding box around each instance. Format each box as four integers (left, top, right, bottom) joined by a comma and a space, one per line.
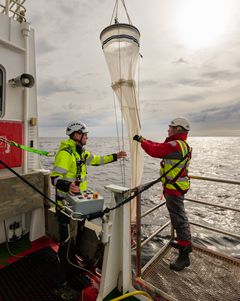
133, 134, 142, 142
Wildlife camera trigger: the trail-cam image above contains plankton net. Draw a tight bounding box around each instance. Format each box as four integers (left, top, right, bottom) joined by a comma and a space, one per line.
100, 11, 144, 220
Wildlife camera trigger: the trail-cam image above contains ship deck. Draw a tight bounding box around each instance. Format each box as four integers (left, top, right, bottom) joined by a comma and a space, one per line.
0, 246, 90, 301
141, 244, 240, 301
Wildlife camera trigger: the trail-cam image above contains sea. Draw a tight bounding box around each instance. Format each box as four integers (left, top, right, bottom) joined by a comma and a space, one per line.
39, 136, 240, 263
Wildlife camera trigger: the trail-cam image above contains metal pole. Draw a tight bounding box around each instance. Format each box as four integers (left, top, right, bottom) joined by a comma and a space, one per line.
190, 221, 240, 240
185, 197, 240, 212
135, 193, 142, 277
190, 175, 240, 185
5, 0, 10, 15
141, 221, 170, 248
141, 201, 166, 218
21, 22, 30, 173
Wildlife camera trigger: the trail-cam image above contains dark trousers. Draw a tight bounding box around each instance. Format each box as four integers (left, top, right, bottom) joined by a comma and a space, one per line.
165, 194, 191, 242
55, 210, 85, 288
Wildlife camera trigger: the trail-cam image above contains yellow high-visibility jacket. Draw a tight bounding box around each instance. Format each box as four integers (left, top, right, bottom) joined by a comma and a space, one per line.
51, 138, 117, 200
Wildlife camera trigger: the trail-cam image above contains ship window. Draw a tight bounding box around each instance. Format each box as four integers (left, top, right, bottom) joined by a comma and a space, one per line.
0, 65, 6, 117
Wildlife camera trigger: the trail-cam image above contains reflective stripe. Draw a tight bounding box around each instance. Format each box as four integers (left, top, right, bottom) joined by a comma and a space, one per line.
86, 154, 94, 165
52, 166, 68, 173
164, 160, 187, 169
53, 176, 61, 186
100, 157, 104, 165
51, 139, 114, 197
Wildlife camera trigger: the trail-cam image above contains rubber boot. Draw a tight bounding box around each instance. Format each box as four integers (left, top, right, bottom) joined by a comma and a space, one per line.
170, 245, 191, 271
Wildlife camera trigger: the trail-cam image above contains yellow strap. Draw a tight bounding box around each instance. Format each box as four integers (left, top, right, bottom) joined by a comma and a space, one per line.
110, 290, 153, 301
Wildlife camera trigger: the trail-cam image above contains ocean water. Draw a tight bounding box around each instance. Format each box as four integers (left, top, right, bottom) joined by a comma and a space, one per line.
39, 137, 240, 260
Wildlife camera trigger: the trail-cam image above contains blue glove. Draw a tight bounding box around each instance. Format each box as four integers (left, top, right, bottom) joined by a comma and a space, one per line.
133, 135, 142, 142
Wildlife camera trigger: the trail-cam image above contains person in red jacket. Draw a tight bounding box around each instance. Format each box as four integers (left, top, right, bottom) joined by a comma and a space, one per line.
133, 117, 192, 271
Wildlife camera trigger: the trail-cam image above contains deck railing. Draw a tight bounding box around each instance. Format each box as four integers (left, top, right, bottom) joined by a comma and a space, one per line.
0, 0, 26, 22
135, 175, 240, 277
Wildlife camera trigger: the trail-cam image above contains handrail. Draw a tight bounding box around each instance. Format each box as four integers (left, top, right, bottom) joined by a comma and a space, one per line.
135, 174, 240, 279
141, 201, 166, 218
190, 221, 240, 240
141, 221, 170, 248
190, 174, 240, 185
185, 197, 240, 212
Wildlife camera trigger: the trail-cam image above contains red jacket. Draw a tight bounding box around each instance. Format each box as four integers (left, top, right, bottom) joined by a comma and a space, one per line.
141, 133, 189, 196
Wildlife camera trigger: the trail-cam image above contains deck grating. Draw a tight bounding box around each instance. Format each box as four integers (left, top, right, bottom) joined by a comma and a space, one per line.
141, 245, 240, 301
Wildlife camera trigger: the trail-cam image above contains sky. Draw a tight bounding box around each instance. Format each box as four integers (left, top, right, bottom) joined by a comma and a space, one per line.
26, 0, 240, 138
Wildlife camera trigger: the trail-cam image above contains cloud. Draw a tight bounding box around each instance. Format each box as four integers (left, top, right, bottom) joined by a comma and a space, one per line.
189, 100, 240, 123
172, 58, 188, 64
176, 79, 214, 88
38, 79, 80, 96
25, 0, 240, 137
202, 70, 240, 81
140, 80, 159, 87
36, 38, 56, 55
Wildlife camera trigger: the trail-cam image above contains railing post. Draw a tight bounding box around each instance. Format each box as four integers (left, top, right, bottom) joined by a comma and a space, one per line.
5, 0, 10, 15
135, 192, 142, 277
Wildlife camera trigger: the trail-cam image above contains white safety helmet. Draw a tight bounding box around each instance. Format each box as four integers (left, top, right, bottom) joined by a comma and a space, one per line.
66, 121, 88, 136
169, 117, 190, 131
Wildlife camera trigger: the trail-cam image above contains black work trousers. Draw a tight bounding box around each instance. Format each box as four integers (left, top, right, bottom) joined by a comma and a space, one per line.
165, 194, 191, 242
55, 210, 85, 288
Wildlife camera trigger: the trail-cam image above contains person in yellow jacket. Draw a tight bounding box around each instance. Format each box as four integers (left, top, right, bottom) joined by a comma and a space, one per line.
51, 120, 126, 299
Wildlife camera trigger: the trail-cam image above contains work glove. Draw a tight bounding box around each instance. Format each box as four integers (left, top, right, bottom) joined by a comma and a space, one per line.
133, 134, 143, 142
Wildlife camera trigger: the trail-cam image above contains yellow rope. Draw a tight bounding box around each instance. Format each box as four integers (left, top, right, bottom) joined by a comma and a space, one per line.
110, 290, 153, 301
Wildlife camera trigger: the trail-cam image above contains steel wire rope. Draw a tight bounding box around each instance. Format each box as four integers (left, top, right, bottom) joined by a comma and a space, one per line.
121, 0, 132, 25
110, 0, 132, 25
110, 0, 119, 24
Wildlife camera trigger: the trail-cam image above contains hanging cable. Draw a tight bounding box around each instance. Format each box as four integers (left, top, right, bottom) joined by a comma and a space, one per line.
121, 0, 132, 25
0, 146, 191, 222
110, 0, 119, 25
110, 0, 132, 25
0, 159, 59, 208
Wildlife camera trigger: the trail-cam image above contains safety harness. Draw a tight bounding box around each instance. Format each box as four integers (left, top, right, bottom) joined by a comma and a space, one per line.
161, 140, 192, 194
56, 146, 88, 194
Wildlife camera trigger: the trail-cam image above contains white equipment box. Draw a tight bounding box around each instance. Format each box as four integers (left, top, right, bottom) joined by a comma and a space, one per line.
66, 190, 104, 216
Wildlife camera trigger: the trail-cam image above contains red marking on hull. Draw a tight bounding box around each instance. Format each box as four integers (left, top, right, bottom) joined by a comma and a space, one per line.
0, 121, 23, 169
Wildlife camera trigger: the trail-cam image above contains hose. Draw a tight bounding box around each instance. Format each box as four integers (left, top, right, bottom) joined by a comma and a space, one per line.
110, 290, 153, 301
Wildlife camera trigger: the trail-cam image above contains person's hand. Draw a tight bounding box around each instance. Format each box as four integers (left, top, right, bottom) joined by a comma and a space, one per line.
117, 151, 127, 159
69, 181, 80, 195
133, 134, 144, 142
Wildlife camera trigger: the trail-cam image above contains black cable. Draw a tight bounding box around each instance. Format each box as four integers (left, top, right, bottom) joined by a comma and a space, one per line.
0, 148, 190, 221
85, 151, 191, 220
0, 159, 58, 208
